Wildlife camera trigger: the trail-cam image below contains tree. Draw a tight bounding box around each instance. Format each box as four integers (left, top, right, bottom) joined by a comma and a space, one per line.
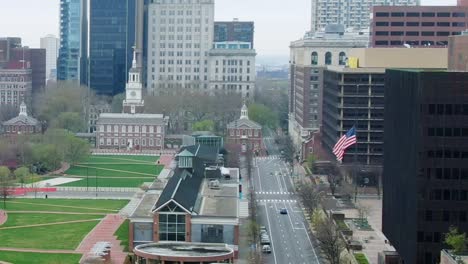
31, 144, 61, 172
306, 155, 316, 173
297, 182, 322, 218
356, 202, 370, 226
14, 166, 30, 188
192, 120, 215, 132
0, 166, 12, 209
445, 226, 467, 255
315, 216, 346, 264
111, 93, 125, 113
51, 112, 85, 133
65, 135, 90, 165
248, 103, 278, 129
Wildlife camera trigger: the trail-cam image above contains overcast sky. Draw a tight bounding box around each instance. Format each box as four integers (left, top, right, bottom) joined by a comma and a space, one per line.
0, 0, 457, 63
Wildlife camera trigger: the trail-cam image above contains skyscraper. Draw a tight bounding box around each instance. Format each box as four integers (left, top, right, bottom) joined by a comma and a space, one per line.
40, 34, 59, 80
89, 0, 136, 95
57, 0, 88, 84
146, 0, 214, 95
310, 0, 419, 32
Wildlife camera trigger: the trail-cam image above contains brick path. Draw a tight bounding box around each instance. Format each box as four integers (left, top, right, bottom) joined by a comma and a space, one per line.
0, 210, 7, 226
76, 214, 127, 264
157, 154, 174, 168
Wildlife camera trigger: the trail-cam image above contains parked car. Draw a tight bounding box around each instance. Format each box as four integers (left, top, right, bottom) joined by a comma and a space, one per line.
262, 245, 272, 253
280, 208, 288, 214
260, 236, 271, 245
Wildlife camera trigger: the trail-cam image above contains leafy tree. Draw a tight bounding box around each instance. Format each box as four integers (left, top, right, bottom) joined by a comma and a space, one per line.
297, 182, 322, 218
51, 112, 85, 133
445, 227, 467, 255
65, 135, 90, 165
192, 120, 215, 132
31, 144, 61, 172
111, 93, 125, 113
248, 103, 278, 129
0, 166, 12, 209
306, 155, 317, 173
14, 166, 30, 188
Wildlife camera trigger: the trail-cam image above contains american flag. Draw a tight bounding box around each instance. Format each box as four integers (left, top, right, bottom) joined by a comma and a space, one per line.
333, 126, 357, 162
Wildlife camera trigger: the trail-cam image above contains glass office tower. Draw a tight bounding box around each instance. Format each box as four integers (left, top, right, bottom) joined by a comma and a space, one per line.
57, 0, 88, 84
89, 0, 136, 95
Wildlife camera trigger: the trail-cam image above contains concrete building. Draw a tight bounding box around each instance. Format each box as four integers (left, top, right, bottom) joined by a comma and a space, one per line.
383, 69, 468, 264
288, 26, 369, 156
310, 0, 419, 32
96, 51, 166, 150
129, 145, 240, 263
208, 41, 256, 98
57, 0, 88, 84
370, 5, 468, 48
146, 0, 214, 95
322, 48, 447, 166
0, 69, 32, 108
89, 0, 136, 95
1, 102, 41, 137
440, 249, 468, 264
226, 104, 263, 154
40, 34, 59, 80
448, 31, 468, 71
214, 20, 254, 48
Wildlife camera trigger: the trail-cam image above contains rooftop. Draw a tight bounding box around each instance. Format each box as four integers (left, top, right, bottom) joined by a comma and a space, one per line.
97, 113, 165, 125
134, 242, 234, 258
131, 191, 161, 219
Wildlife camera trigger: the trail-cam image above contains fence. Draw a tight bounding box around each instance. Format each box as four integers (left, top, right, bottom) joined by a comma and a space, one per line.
56, 187, 140, 193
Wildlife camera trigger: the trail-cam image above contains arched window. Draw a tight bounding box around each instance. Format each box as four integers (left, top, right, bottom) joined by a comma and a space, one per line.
311, 52, 318, 65
325, 52, 332, 65
339, 52, 347, 65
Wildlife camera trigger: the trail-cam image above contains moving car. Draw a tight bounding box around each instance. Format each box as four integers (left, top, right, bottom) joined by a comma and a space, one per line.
262, 245, 272, 253
280, 208, 288, 214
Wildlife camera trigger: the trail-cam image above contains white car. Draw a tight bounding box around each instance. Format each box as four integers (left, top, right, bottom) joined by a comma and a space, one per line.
262, 245, 272, 253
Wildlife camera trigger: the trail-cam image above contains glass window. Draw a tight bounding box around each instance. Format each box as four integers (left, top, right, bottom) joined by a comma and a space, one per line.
311, 52, 318, 65
158, 213, 186, 242
325, 52, 332, 65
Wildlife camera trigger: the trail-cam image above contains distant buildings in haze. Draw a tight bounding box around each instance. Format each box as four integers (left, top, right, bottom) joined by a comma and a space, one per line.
40, 34, 59, 81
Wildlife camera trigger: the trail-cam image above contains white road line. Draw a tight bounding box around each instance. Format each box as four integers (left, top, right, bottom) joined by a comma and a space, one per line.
256, 165, 263, 192
275, 172, 284, 192
264, 203, 278, 264
303, 221, 320, 263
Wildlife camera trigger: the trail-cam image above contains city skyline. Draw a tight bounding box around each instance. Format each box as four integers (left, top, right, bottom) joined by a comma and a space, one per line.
0, 0, 458, 65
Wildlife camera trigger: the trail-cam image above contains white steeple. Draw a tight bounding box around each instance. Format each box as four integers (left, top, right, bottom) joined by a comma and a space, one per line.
123, 46, 144, 114
240, 103, 249, 119
19, 101, 28, 116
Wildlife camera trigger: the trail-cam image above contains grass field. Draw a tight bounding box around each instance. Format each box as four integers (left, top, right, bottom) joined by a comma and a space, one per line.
59, 155, 163, 188
1, 213, 103, 227
59, 177, 152, 188
114, 219, 130, 252
0, 199, 128, 213
0, 251, 82, 264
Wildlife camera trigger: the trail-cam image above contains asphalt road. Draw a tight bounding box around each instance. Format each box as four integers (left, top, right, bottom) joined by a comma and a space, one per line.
253, 137, 320, 264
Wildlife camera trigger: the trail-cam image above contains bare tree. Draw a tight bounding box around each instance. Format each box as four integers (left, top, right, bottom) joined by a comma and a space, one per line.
356, 202, 370, 226
315, 217, 346, 264
297, 182, 322, 218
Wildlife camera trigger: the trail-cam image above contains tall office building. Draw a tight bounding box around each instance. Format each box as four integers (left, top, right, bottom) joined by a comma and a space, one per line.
214, 20, 254, 48
310, 0, 419, 32
89, 0, 136, 95
147, 0, 214, 95
383, 70, 468, 264
57, 0, 88, 84
40, 34, 59, 80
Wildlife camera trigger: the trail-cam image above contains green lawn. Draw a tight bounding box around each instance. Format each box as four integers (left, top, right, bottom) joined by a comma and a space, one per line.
354, 253, 370, 264
64, 164, 163, 178
59, 177, 152, 188
1, 213, 103, 227
0, 251, 82, 264
114, 219, 130, 252
85, 155, 159, 163
0, 220, 99, 249
0, 199, 128, 213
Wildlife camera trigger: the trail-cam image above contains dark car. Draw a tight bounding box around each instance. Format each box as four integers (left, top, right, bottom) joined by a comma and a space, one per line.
280, 208, 288, 214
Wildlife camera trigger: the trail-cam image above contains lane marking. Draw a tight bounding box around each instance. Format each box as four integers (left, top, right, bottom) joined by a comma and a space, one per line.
264, 203, 278, 264
256, 164, 263, 192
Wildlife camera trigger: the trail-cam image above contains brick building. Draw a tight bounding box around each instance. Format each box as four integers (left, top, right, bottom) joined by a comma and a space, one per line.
226, 104, 263, 154
370, 5, 468, 48
448, 32, 468, 71
1, 102, 41, 137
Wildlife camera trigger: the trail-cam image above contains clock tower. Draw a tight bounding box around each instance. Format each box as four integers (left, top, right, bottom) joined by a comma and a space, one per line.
123, 48, 145, 114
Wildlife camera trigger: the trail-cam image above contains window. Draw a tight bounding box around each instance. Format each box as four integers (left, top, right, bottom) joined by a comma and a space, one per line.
437, 22, 450, 27
422, 31, 435, 36
339, 52, 346, 65
159, 213, 186, 242
376, 21, 389, 26
375, 41, 388, 46
406, 12, 420, 17
376, 12, 389, 17
325, 52, 332, 65
452, 12, 466, 17
406, 22, 419, 27
422, 22, 435, 27
311, 52, 318, 65
422, 12, 435, 17
391, 12, 404, 17
376, 31, 389, 36
406, 31, 419, 36
391, 22, 404, 26
391, 31, 404, 36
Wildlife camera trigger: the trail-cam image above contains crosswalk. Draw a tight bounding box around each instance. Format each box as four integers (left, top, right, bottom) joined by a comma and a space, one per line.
256, 155, 281, 160
256, 199, 297, 203
255, 191, 294, 195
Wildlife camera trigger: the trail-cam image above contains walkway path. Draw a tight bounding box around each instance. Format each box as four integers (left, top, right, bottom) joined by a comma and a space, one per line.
0, 210, 7, 226
76, 214, 127, 264
158, 154, 174, 169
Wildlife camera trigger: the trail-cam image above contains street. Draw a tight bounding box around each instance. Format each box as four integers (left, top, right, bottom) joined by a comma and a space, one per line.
253, 137, 320, 264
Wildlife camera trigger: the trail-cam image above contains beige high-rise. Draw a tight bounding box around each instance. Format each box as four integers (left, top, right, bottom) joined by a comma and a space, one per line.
310, 0, 419, 32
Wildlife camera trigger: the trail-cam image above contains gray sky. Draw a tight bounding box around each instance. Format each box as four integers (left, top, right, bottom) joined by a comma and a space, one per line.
0, 0, 457, 62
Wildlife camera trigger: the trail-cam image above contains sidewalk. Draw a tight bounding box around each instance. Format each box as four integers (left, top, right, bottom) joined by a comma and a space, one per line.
0, 210, 7, 225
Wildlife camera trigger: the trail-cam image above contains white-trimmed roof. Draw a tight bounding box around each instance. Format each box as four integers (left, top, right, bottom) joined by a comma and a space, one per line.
97, 113, 165, 125
227, 118, 261, 129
